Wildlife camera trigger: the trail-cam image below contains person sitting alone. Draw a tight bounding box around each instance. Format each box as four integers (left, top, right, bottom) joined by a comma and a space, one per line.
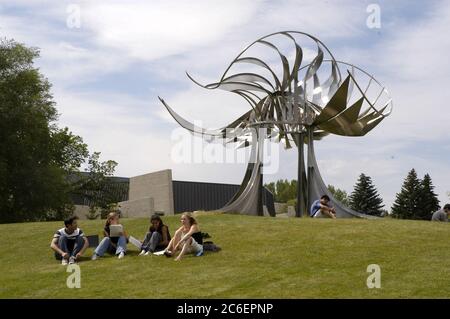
50, 216, 89, 265
139, 215, 171, 256
310, 195, 337, 219
431, 204, 450, 222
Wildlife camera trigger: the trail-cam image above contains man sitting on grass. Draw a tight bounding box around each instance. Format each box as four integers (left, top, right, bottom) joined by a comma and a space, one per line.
310, 195, 337, 219
431, 204, 450, 222
50, 216, 89, 265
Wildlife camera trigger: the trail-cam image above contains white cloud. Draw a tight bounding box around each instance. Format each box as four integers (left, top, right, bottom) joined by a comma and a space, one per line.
81, 0, 260, 61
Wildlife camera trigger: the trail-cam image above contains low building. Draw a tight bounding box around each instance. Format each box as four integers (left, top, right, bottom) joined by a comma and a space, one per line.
73, 169, 275, 219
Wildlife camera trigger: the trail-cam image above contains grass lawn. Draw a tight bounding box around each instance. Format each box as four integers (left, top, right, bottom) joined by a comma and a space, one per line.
0, 212, 449, 298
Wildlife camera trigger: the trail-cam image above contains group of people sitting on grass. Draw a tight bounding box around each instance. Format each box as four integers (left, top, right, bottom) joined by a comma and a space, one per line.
50, 212, 204, 265
51, 196, 449, 265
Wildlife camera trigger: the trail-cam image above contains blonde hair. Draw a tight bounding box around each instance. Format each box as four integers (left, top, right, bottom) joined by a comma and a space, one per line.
105, 212, 118, 227
181, 213, 197, 226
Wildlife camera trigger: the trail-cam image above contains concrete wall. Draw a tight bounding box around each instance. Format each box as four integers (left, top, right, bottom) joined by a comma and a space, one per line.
124, 169, 174, 217
274, 202, 287, 214
73, 205, 103, 220
119, 197, 154, 218
73, 205, 89, 220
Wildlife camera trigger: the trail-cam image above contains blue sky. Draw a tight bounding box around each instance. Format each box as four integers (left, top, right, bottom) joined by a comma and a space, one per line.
1, 0, 449, 209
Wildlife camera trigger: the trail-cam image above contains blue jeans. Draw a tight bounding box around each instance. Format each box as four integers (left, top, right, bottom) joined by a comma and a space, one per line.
94, 236, 127, 256
54, 236, 85, 259
141, 231, 162, 252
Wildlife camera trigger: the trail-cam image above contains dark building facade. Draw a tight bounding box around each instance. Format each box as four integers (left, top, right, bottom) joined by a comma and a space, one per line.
172, 180, 275, 215
72, 174, 275, 216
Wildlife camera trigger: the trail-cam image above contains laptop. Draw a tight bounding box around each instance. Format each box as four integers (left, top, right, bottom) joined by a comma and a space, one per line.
109, 224, 123, 237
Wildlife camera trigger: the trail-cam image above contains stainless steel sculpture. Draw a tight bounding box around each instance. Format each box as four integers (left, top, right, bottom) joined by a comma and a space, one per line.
159, 31, 392, 218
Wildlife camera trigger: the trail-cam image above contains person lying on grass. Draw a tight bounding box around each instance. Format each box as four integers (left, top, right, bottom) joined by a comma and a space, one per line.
92, 212, 128, 260
310, 195, 337, 219
164, 213, 203, 261
139, 214, 171, 256
50, 216, 89, 265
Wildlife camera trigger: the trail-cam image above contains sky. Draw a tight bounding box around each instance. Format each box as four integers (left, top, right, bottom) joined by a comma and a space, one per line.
1, 0, 449, 210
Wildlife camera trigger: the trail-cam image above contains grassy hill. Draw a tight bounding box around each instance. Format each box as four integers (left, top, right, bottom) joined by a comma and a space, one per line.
0, 213, 449, 298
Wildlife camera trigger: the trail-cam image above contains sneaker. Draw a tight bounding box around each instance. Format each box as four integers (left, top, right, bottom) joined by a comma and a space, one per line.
61, 258, 68, 266
118, 252, 125, 259
91, 254, 99, 260
164, 250, 172, 258
139, 250, 146, 256
195, 248, 204, 257
69, 256, 76, 264
144, 251, 150, 256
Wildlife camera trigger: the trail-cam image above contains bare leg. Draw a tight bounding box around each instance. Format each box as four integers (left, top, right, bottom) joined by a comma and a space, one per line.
165, 231, 182, 255
175, 238, 192, 261
320, 208, 336, 219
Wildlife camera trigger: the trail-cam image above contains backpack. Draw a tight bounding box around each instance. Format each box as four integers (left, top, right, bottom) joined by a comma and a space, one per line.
203, 241, 222, 252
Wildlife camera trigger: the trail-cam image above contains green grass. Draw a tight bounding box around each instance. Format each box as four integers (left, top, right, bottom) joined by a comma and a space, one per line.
0, 213, 449, 298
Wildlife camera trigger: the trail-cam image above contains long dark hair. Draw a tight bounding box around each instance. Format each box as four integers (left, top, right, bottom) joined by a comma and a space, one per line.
149, 215, 165, 232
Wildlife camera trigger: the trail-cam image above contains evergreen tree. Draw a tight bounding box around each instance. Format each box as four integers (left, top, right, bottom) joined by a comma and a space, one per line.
416, 174, 440, 220
349, 173, 384, 216
391, 169, 421, 219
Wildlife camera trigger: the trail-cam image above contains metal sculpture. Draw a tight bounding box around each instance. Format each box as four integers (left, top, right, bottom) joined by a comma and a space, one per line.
159, 31, 392, 218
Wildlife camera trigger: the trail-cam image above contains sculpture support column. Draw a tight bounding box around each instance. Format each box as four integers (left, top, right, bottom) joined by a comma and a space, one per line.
307, 127, 314, 213
258, 162, 263, 216
296, 132, 306, 217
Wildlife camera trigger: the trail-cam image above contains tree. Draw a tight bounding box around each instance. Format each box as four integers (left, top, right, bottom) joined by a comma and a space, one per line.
0, 39, 89, 223
328, 185, 350, 206
391, 169, 421, 219
349, 173, 384, 216
278, 179, 297, 203
416, 174, 440, 220
264, 179, 297, 203
75, 152, 120, 219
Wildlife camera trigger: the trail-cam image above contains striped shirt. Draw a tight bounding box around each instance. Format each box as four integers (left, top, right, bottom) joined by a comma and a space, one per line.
53, 228, 85, 240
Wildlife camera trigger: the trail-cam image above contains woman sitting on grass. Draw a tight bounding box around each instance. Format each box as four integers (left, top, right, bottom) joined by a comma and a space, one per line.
164, 213, 203, 261
92, 212, 128, 260
139, 215, 171, 256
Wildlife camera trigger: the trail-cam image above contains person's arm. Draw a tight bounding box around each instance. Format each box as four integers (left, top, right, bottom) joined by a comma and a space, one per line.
320, 204, 336, 218
166, 227, 183, 252
50, 237, 67, 258
161, 226, 170, 247
76, 236, 89, 258
104, 229, 117, 248
176, 225, 199, 249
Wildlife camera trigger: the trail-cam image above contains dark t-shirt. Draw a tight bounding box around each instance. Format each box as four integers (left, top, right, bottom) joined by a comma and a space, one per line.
192, 231, 203, 245
149, 225, 171, 240
104, 225, 119, 244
